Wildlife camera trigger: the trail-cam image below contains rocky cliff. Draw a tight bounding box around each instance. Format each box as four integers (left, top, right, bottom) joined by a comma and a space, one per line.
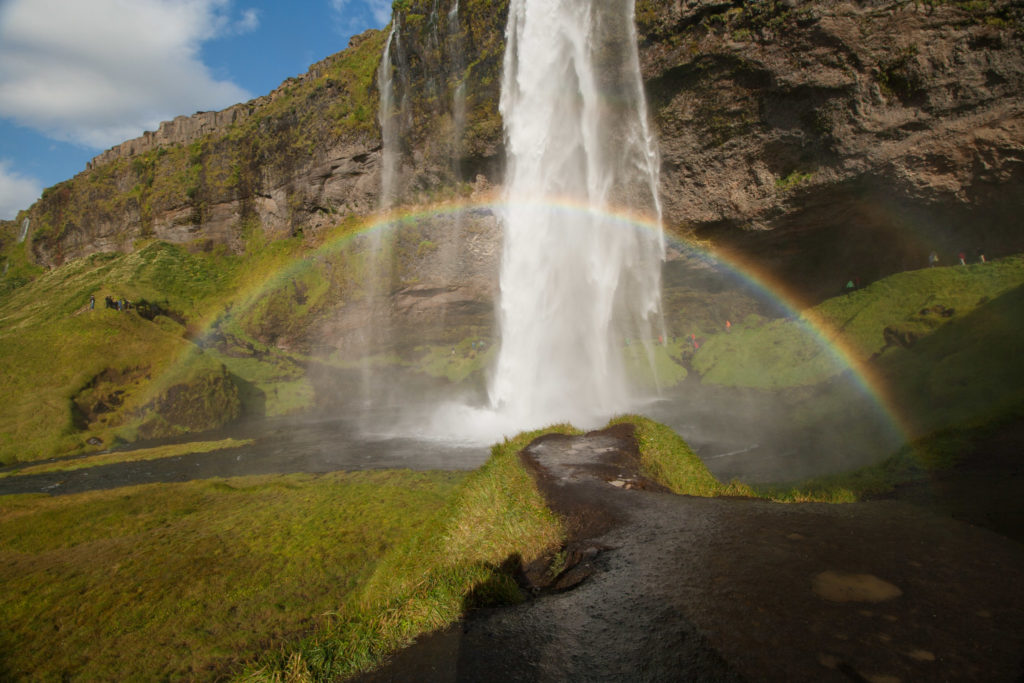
23, 29, 386, 266
10, 0, 1024, 305
638, 0, 1024, 298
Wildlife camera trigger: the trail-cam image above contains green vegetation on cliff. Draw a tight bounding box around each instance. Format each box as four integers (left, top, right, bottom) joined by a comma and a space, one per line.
0, 237, 314, 463
0, 244, 240, 462
22, 27, 388, 269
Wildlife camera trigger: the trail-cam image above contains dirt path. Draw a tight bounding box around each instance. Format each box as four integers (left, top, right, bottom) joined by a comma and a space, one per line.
362, 424, 1024, 682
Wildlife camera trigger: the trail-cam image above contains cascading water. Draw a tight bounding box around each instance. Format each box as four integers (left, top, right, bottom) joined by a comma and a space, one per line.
447, 0, 466, 167
358, 17, 405, 407
377, 21, 402, 209
431, 0, 666, 440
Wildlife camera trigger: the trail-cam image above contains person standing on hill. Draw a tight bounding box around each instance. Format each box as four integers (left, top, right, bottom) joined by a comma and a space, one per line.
928, 251, 939, 267
89, 295, 95, 310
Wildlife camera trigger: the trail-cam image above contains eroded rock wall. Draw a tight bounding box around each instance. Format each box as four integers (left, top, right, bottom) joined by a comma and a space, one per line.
638, 0, 1024, 299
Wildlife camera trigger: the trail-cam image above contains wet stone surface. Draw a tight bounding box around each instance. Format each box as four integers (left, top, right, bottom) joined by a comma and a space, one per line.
361, 424, 1024, 682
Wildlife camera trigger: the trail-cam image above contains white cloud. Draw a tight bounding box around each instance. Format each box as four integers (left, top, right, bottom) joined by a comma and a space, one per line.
0, 0, 254, 150
0, 160, 42, 220
330, 0, 392, 33
235, 8, 260, 34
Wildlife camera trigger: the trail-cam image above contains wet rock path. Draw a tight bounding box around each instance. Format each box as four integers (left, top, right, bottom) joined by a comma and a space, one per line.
362, 424, 1024, 682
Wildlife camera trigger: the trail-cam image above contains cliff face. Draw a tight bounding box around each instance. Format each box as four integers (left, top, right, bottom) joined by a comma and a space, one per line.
637, 0, 1024, 298
13, 0, 1024, 304
20, 0, 508, 270
24, 29, 389, 267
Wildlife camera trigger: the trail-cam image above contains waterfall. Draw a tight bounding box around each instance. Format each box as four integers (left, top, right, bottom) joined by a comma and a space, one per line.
377, 21, 401, 209
448, 0, 466, 170
429, 0, 665, 441
357, 17, 405, 408
18, 217, 29, 243
487, 0, 665, 430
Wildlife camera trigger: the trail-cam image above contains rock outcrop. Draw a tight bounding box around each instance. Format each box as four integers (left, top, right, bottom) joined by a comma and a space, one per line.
22, 29, 390, 267
638, 0, 1024, 299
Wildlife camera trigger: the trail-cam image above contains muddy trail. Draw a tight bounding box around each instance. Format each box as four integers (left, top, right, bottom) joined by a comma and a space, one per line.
361, 424, 1024, 682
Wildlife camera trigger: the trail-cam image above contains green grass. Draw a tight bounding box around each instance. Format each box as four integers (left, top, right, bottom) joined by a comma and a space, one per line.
613, 411, 1018, 505
693, 257, 1024, 391
0, 407, 1008, 681
0, 224, 45, 297
247, 425, 569, 680
612, 415, 750, 497
0, 470, 463, 681
0, 216, 379, 462
622, 341, 688, 389
877, 281, 1024, 434
0, 242, 249, 462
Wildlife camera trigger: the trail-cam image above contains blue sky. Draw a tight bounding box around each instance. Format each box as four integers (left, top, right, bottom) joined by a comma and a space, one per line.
0, 0, 393, 219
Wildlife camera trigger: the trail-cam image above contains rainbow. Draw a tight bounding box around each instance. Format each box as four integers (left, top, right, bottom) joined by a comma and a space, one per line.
183, 194, 910, 441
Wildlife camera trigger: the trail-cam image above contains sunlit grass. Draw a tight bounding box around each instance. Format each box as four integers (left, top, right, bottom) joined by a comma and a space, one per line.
611, 414, 751, 497
0, 217, 381, 462
248, 425, 570, 680
0, 470, 463, 681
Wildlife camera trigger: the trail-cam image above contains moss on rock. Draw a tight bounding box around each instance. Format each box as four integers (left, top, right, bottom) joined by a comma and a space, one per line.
136, 364, 241, 439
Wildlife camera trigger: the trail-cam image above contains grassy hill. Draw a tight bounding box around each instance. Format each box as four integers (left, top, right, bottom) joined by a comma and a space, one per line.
688, 256, 1024, 435
0, 223, 326, 463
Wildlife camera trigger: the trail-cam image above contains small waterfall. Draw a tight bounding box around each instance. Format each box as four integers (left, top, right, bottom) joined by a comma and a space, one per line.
377, 21, 401, 209
428, 0, 469, 345
18, 217, 29, 243
357, 17, 406, 409
447, 0, 466, 172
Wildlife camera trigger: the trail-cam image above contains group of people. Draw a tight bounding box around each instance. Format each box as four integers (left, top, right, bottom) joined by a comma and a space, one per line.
930, 248, 987, 268
627, 329, 729, 352
89, 294, 131, 312
450, 339, 488, 357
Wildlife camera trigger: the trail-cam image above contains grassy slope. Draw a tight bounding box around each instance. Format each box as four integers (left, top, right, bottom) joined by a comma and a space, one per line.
0, 246, 227, 461
694, 257, 1024, 388
0, 220, 375, 463
0, 426, 566, 681
0, 470, 463, 680
691, 258, 1024, 433
250, 425, 569, 680
878, 282, 1024, 434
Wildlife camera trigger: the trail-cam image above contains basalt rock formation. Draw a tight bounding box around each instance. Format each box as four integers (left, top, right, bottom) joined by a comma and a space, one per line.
10, 0, 1024, 308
